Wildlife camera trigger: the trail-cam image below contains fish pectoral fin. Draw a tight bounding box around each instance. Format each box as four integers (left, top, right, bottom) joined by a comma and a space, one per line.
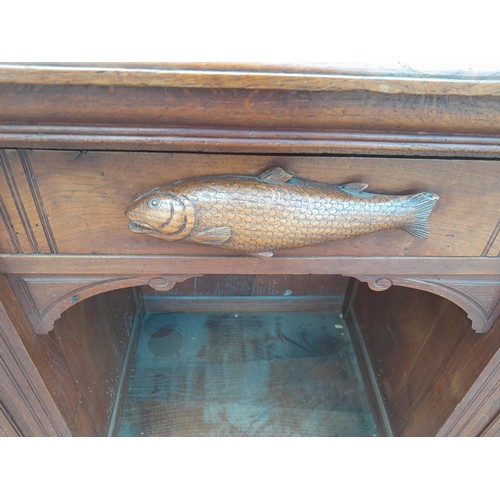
189, 227, 232, 245
340, 182, 369, 193
258, 167, 294, 185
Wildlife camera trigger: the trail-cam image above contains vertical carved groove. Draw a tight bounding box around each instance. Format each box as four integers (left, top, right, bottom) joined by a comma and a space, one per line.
0, 334, 50, 435
0, 193, 22, 253
439, 353, 500, 436
481, 219, 500, 256
0, 303, 69, 436
0, 149, 40, 253
0, 400, 23, 436
18, 149, 59, 254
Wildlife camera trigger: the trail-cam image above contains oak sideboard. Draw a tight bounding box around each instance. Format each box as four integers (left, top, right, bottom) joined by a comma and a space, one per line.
0, 64, 498, 436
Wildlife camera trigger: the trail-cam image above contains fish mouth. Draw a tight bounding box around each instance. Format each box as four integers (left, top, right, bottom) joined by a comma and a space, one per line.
128, 220, 156, 233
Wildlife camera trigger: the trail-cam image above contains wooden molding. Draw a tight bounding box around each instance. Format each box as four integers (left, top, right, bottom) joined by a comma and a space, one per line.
0, 63, 499, 96
8, 274, 201, 335
0, 149, 59, 254
1, 255, 497, 276
0, 64, 497, 436
1, 126, 500, 157
482, 220, 500, 257
4, 255, 498, 334
0, 400, 22, 436
0, 76, 498, 152
6, 257, 499, 334
0, 301, 71, 435
437, 346, 500, 436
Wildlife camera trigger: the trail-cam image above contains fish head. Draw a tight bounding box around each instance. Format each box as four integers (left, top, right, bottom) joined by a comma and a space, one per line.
126, 189, 195, 241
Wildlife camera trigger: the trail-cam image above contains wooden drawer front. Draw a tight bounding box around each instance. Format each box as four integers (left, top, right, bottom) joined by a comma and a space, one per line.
0, 149, 498, 257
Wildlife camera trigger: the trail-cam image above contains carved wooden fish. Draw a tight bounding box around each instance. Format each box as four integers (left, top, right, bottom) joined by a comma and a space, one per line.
126, 167, 439, 256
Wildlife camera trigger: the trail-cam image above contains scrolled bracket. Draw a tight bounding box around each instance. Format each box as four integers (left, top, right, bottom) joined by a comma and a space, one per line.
9, 274, 202, 335
147, 275, 197, 292
353, 274, 500, 334
364, 277, 394, 291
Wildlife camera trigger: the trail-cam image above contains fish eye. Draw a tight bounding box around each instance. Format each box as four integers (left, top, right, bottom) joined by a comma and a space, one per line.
148, 197, 161, 209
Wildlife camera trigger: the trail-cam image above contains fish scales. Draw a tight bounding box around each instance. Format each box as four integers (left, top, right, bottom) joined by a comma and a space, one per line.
179, 181, 405, 252
125, 168, 439, 254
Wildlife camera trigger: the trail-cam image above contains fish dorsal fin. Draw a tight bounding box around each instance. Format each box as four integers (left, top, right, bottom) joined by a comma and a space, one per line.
258, 167, 294, 185
340, 182, 369, 194
189, 227, 232, 245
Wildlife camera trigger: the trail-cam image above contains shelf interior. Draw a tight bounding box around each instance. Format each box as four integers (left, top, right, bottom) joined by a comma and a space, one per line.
113, 309, 381, 437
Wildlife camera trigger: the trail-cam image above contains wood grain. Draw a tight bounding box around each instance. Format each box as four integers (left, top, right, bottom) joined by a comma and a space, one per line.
0, 63, 498, 95
0, 272, 137, 435
2, 126, 499, 157
5, 150, 497, 258
4, 257, 497, 335
0, 274, 70, 436
1, 84, 499, 138
116, 311, 379, 436
1, 64, 498, 156
0, 63, 497, 438
346, 283, 500, 436
0, 401, 21, 436
7, 274, 198, 335
352, 275, 500, 334
49, 288, 136, 435
438, 339, 500, 436
481, 416, 500, 436
142, 274, 349, 298
142, 274, 348, 314
2, 255, 497, 277
0, 149, 58, 254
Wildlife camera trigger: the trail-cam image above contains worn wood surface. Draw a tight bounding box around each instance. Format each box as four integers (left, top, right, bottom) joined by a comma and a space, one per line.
2, 255, 497, 335
6, 259, 497, 335
481, 415, 500, 436
0, 401, 21, 436
116, 311, 379, 437
143, 274, 348, 314
2, 126, 499, 157
1, 65, 498, 156
438, 343, 500, 436
0, 274, 71, 436
144, 296, 345, 314
2, 255, 497, 277
346, 282, 500, 436
142, 274, 349, 297
0, 80, 498, 139
0, 64, 497, 437
1, 149, 497, 258
48, 288, 136, 435
1, 63, 499, 95
0, 272, 136, 435
6, 274, 197, 335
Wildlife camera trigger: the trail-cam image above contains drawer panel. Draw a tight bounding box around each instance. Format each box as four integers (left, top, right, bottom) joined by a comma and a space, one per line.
0, 149, 498, 257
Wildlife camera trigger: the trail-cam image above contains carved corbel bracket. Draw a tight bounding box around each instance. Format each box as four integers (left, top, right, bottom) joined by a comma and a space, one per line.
353, 275, 500, 334
8, 274, 202, 335
7, 271, 499, 335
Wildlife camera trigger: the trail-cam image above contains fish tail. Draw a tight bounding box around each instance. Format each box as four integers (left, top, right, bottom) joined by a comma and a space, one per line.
402, 192, 439, 238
